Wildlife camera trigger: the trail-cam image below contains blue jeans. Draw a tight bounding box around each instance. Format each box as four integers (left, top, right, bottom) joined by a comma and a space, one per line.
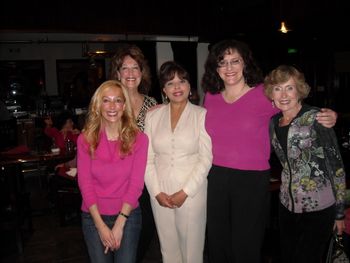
82, 207, 142, 263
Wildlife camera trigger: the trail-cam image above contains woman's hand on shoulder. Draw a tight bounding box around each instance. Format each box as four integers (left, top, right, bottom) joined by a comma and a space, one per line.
334, 220, 345, 235
316, 108, 337, 128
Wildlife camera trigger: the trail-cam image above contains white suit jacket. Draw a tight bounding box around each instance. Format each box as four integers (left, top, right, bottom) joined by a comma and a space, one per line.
144, 102, 212, 198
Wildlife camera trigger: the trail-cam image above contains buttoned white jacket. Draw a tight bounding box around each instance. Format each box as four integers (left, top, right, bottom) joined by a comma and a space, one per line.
144, 102, 213, 198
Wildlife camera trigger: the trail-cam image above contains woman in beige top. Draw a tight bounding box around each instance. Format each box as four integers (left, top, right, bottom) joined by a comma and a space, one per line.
145, 61, 212, 263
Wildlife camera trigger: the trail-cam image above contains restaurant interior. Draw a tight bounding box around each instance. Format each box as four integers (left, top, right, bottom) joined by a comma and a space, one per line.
1, 0, 350, 262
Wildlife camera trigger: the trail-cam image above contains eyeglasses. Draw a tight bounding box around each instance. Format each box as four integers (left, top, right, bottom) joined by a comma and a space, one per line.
217, 59, 242, 68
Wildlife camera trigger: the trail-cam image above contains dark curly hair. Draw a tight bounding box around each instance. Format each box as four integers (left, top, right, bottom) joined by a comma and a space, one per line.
110, 44, 152, 95
201, 39, 263, 94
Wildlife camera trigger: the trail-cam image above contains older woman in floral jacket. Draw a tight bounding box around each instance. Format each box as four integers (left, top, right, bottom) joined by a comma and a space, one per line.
264, 65, 346, 263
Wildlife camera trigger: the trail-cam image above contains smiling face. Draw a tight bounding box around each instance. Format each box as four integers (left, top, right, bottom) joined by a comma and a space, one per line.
271, 77, 301, 115
163, 73, 190, 105
100, 86, 126, 124
216, 49, 245, 87
117, 55, 142, 92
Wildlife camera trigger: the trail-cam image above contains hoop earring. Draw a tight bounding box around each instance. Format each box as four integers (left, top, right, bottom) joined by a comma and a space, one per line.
271, 101, 275, 108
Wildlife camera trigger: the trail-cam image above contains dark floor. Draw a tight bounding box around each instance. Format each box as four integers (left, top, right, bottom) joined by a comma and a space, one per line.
0, 173, 163, 263
1, 213, 163, 263
0, 174, 281, 263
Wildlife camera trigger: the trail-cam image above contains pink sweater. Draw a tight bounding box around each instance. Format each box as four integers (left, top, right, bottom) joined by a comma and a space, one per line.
203, 84, 279, 171
77, 130, 148, 215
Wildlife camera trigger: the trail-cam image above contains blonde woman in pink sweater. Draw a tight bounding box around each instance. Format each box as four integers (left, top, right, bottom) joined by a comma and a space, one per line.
77, 80, 148, 263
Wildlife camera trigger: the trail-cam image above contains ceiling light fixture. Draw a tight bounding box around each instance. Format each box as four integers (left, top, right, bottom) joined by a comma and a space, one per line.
82, 43, 111, 58
279, 21, 290, 33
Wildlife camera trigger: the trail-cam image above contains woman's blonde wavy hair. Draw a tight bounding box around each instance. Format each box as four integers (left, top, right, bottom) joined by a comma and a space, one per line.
82, 80, 139, 158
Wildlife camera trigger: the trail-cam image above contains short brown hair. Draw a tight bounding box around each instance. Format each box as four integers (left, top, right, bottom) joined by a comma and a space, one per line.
264, 65, 310, 101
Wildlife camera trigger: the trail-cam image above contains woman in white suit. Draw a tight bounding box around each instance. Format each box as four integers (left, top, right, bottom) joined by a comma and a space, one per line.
144, 61, 212, 263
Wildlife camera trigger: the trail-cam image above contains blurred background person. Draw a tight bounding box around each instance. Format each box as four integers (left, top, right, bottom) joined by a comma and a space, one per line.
44, 111, 80, 208
44, 110, 80, 152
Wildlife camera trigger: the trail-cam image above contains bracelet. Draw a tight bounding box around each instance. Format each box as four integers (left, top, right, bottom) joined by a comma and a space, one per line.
119, 212, 129, 219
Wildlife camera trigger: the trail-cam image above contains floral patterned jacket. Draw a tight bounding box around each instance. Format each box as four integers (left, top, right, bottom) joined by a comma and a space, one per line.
270, 104, 346, 219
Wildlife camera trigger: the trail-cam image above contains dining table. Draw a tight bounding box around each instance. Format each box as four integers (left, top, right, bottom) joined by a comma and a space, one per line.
0, 147, 74, 165
1, 146, 76, 202
0, 146, 75, 194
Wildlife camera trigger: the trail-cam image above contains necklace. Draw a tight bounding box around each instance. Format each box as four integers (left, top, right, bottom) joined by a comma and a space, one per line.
279, 113, 299, 126
279, 104, 302, 126
107, 133, 119, 141
279, 117, 292, 127
131, 94, 144, 119
222, 83, 249, 103
105, 125, 120, 141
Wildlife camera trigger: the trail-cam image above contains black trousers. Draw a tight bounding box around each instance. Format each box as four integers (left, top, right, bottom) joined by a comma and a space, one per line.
136, 185, 157, 262
207, 165, 270, 263
279, 203, 334, 263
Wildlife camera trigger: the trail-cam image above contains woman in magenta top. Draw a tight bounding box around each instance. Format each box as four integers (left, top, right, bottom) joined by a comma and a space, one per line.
44, 111, 80, 151
77, 80, 148, 263
202, 39, 337, 263
44, 111, 80, 177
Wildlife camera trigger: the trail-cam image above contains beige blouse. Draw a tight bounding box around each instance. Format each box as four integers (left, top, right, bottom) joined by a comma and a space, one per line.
144, 102, 213, 198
